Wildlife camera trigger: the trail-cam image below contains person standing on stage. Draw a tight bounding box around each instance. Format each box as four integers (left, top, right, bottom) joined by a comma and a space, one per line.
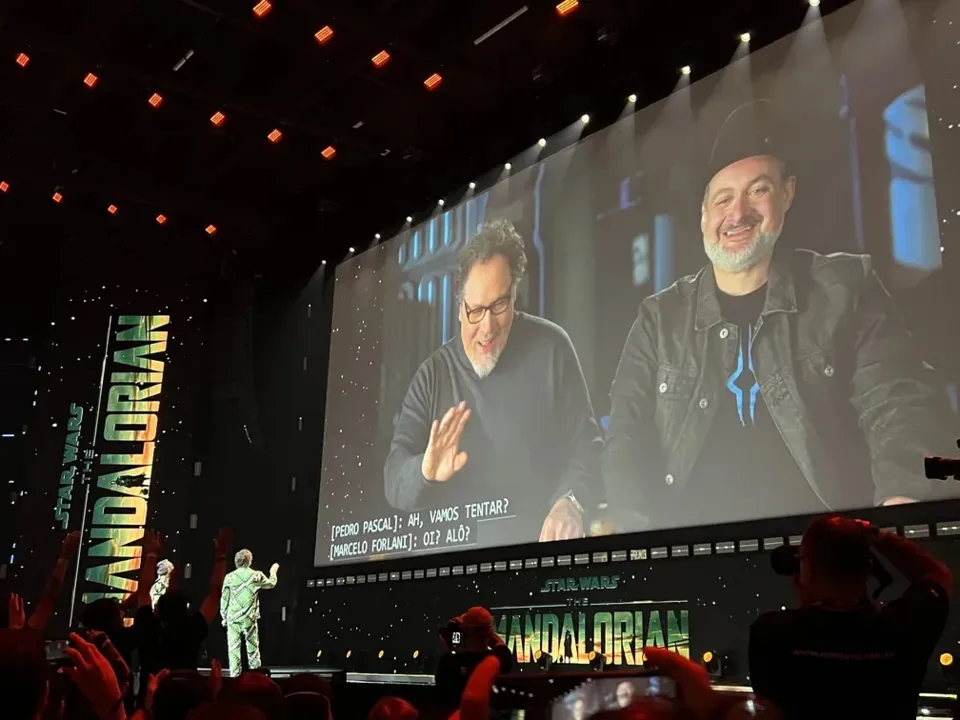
221, 549, 279, 677
150, 559, 174, 609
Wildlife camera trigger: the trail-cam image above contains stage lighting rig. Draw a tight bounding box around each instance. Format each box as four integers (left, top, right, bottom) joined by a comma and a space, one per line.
315, 26, 334, 45
556, 0, 578, 17
534, 649, 553, 670
925, 440, 960, 480
0, 181, 9, 193
424, 73, 442, 91
588, 650, 606, 671
701, 650, 733, 679
16, 53, 30, 68
680, 65, 692, 76
628, 94, 637, 104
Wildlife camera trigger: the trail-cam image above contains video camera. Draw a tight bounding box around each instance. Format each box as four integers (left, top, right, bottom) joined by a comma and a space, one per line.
770, 537, 892, 600
924, 440, 960, 481
438, 618, 463, 649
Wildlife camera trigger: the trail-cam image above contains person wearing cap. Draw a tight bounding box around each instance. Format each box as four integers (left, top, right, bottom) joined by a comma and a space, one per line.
150, 559, 175, 609
434, 606, 512, 712
601, 99, 959, 531
749, 516, 951, 719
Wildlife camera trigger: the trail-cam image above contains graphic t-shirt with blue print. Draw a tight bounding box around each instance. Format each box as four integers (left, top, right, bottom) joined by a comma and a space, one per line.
681, 282, 825, 526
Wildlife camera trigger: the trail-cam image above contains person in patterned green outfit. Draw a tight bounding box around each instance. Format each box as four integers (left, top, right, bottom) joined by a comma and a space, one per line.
220, 549, 279, 677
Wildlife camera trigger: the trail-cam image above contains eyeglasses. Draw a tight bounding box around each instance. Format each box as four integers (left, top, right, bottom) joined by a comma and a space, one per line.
463, 296, 511, 324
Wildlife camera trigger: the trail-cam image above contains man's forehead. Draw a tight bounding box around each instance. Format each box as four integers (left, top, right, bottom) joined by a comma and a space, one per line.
708, 155, 783, 190
463, 257, 512, 295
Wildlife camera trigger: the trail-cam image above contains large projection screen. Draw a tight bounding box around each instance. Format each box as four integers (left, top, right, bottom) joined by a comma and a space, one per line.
315, 0, 960, 567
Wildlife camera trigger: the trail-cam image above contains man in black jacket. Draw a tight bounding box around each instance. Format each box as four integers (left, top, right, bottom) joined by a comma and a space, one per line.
602, 99, 959, 531
384, 219, 602, 545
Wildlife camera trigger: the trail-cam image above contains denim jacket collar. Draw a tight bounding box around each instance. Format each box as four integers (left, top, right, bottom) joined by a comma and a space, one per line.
694, 251, 798, 331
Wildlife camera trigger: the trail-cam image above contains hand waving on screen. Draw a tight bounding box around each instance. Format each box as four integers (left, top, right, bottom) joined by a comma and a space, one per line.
421, 401, 471, 482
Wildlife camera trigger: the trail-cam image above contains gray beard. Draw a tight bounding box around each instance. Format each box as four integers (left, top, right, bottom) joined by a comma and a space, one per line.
469, 352, 499, 379
703, 224, 781, 273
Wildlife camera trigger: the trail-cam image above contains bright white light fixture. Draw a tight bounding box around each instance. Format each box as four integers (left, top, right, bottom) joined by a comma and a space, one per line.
581, 114, 590, 124
537, 138, 546, 148
809, 0, 820, 6
739, 32, 751, 43
406, 215, 413, 223
348, 247, 355, 253
469, 181, 476, 189
504, 162, 512, 170
374, 233, 381, 240
628, 93, 637, 103
680, 65, 692, 76
438, 199, 444, 206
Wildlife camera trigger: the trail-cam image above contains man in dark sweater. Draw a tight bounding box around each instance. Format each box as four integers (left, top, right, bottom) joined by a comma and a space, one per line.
384, 219, 602, 544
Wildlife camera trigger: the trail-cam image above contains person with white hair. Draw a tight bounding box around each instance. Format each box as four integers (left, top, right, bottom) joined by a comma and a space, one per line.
221, 549, 279, 677
150, 559, 175, 609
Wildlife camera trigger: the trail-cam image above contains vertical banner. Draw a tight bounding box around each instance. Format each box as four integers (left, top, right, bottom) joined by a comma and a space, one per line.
56, 315, 171, 622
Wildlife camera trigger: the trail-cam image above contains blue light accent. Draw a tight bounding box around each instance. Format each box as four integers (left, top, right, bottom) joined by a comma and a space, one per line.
654, 215, 675, 292
531, 163, 547, 314
601, 415, 610, 431
747, 328, 759, 422
428, 220, 437, 253
398, 244, 406, 265
726, 340, 746, 426
427, 278, 435, 304
443, 212, 451, 247
412, 231, 421, 259
947, 383, 958, 414
442, 275, 450, 341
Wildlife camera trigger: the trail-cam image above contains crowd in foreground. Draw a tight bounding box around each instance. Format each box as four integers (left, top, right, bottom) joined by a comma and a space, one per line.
0, 514, 954, 720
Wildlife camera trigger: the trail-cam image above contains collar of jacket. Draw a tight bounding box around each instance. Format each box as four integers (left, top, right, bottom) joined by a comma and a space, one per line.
694, 249, 798, 331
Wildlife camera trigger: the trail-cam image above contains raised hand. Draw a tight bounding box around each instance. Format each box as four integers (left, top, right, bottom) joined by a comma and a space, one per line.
270, 563, 280, 575
8, 593, 25, 630
143, 529, 164, 557
421, 401, 471, 482
61, 530, 81, 559
213, 528, 233, 558
63, 632, 124, 719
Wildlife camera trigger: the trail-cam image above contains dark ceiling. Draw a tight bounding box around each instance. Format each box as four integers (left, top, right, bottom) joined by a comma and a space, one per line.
0, 0, 857, 277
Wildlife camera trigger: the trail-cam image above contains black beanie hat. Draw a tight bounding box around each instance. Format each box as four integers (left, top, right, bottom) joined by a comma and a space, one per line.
706, 99, 787, 189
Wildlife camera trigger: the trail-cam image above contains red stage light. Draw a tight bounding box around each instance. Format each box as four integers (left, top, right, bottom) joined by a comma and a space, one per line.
107, 204, 118, 215
371, 50, 391, 68
267, 128, 283, 144
210, 111, 226, 127
424, 73, 442, 91
0, 181, 9, 193
52, 192, 63, 203
84, 73, 99, 88
315, 26, 334, 45
556, 0, 578, 16
16, 53, 29, 68
321, 145, 336, 160
156, 214, 167, 225
205, 224, 218, 236
148, 93, 163, 109
253, 0, 272, 18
